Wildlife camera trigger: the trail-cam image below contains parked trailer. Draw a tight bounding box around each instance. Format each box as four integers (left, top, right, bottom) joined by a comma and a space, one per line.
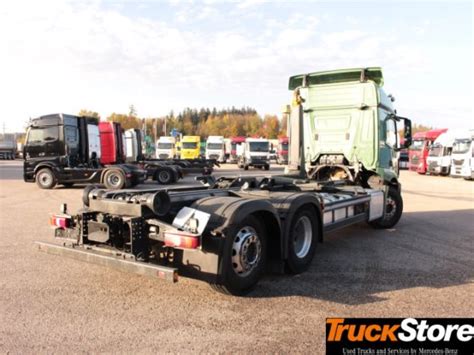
40, 67, 411, 295
0, 133, 17, 160
24, 114, 147, 189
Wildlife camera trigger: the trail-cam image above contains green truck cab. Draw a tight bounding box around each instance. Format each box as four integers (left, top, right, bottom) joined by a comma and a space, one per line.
287, 67, 411, 189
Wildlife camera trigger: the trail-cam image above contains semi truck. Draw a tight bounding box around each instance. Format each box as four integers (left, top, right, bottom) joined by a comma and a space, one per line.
451, 129, 474, 180
24, 114, 147, 189
276, 137, 289, 165
238, 138, 270, 170
38, 67, 411, 295
229, 136, 246, 163
205, 136, 226, 163
155, 136, 177, 159
180, 136, 201, 159
0, 133, 17, 160
408, 129, 447, 174
426, 130, 455, 176
98, 123, 183, 185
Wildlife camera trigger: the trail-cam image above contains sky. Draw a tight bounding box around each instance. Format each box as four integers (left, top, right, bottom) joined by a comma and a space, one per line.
0, 0, 472, 133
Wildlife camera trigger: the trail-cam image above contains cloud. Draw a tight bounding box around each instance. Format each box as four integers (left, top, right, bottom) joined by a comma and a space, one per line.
0, 1, 471, 132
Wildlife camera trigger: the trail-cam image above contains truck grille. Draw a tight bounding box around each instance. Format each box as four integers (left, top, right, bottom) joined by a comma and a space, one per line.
209, 154, 219, 160
453, 159, 464, 166
159, 154, 169, 159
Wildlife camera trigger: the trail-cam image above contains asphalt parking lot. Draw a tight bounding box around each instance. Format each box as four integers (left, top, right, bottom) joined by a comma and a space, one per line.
0, 160, 473, 353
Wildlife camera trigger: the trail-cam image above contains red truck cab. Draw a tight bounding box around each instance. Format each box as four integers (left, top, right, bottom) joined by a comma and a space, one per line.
277, 137, 288, 165
409, 129, 447, 174
99, 122, 126, 164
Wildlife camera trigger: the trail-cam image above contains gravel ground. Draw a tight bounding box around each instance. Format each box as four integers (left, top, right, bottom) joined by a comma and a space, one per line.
0, 160, 473, 353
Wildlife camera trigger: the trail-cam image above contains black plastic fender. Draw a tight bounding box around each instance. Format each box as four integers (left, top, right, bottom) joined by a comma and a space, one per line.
33, 162, 60, 176
191, 196, 281, 236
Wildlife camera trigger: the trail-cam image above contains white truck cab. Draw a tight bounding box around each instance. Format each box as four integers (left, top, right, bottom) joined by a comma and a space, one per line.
206, 136, 226, 163
156, 136, 176, 159
124, 129, 141, 162
451, 129, 474, 180
238, 138, 270, 170
427, 131, 454, 176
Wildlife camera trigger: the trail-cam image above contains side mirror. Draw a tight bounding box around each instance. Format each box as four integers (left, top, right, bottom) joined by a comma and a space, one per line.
395, 115, 412, 148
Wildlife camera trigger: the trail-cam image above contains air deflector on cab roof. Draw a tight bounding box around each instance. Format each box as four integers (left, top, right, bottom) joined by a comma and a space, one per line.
288, 67, 384, 90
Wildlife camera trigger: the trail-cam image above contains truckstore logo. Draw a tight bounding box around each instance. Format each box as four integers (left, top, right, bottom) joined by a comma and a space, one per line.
326, 318, 473, 355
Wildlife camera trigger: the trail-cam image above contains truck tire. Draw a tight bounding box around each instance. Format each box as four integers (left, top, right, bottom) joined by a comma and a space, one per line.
369, 186, 403, 229
155, 168, 173, 185
264, 164, 270, 171
244, 164, 249, 171
286, 207, 319, 274
103, 169, 126, 190
36, 168, 57, 189
212, 215, 267, 295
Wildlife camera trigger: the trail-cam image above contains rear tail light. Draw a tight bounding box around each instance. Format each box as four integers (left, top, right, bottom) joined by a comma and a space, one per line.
49, 214, 71, 229
164, 231, 200, 249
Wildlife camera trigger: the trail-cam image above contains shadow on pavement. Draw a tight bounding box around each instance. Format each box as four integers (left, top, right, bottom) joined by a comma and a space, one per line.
250, 208, 474, 304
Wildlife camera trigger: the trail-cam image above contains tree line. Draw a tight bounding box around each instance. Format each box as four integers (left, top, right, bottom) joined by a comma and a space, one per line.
79, 106, 287, 139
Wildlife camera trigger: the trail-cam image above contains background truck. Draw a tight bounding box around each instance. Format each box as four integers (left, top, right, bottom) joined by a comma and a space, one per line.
206, 136, 226, 163
98, 124, 182, 185
426, 130, 455, 176
0, 133, 17, 160
408, 128, 447, 174
238, 138, 270, 170
229, 136, 246, 163
180, 136, 201, 159
24, 114, 146, 189
40, 67, 411, 296
276, 137, 288, 165
451, 129, 474, 180
155, 136, 176, 159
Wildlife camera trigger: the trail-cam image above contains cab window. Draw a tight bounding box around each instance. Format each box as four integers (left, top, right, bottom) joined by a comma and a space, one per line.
385, 118, 397, 148
27, 126, 59, 146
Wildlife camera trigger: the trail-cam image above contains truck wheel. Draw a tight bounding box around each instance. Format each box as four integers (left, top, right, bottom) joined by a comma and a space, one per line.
264, 164, 270, 171
155, 169, 173, 185
36, 168, 57, 189
212, 215, 267, 295
244, 164, 249, 171
369, 186, 403, 229
103, 170, 126, 190
286, 207, 319, 274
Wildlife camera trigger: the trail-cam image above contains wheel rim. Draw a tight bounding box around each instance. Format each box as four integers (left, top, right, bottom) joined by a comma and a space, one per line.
231, 226, 262, 277
106, 173, 121, 187
293, 216, 312, 258
38, 172, 52, 186
384, 196, 397, 220
159, 170, 170, 182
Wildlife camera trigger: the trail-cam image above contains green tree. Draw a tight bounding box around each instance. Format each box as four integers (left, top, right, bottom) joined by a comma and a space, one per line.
107, 113, 140, 130
78, 109, 100, 119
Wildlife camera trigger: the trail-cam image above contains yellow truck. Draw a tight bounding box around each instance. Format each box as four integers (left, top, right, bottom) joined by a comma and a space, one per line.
180, 136, 201, 159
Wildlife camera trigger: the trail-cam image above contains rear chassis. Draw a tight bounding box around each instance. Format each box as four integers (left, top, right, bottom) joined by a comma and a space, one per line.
42, 175, 387, 289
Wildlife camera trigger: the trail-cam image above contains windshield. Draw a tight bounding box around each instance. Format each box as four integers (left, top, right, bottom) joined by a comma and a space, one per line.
182, 142, 198, 149
249, 142, 269, 152
207, 143, 223, 150
26, 126, 59, 145
453, 139, 471, 154
280, 142, 288, 150
428, 143, 443, 157
410, 139, 425, 151
157, 142, 173, 149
